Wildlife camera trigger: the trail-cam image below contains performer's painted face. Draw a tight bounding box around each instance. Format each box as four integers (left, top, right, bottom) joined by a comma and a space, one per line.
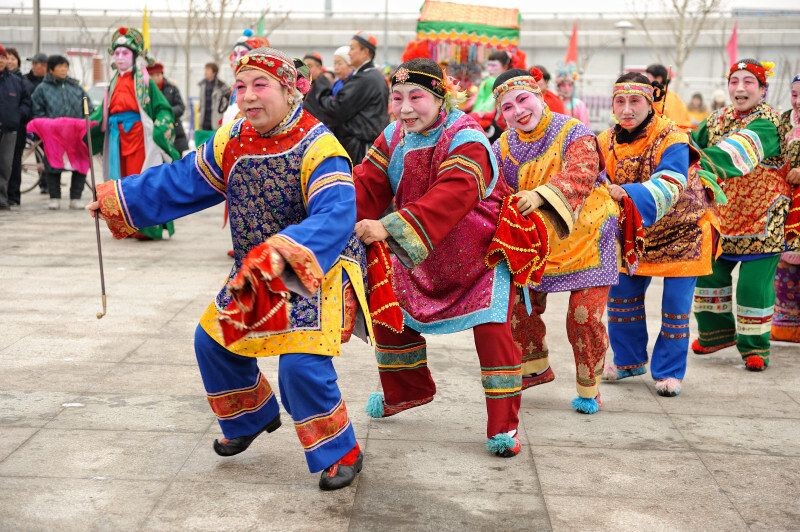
229, 45, 249, 71
391, 84, 442, 133
486, 60, 504, 77
792, 81, 800, 115
499, 89, 544, 132
113, 47, 134, 72
612, 93, 650, 131
234, 69, 292, 134
556, 79, 574, 99
728, 70, 765, 113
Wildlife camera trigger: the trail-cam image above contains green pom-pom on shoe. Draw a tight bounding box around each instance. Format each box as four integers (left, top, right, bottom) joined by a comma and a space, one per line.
365, 392, 385, 418
486, 433, 521, 457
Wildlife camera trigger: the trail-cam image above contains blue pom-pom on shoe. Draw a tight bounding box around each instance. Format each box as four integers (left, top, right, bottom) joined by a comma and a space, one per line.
485, 433, 521, 457
571, 396, 600, 414
365, 392, 385, 418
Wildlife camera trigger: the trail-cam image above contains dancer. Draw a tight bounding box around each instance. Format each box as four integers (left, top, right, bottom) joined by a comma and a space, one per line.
88, 47, 371, 490
492, 68, 617, 413
355, 58, 525, 457
599, 73, 719, 397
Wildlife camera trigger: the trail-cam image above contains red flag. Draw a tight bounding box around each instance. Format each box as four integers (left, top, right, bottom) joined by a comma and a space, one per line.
564, 22, 578, 64
726, 22, 738, 67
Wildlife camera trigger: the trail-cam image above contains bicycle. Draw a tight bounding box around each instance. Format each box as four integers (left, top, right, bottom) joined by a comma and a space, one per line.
20, 135, 45, 194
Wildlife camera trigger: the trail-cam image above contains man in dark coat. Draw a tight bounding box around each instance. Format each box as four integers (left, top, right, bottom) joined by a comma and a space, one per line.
147, 63, 189, 153
301, 52, 331, 124
316, 32, 389, 163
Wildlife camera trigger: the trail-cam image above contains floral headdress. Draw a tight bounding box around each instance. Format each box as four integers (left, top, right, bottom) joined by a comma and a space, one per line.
391, 66, 466, 112
235, 47, 297, 89
492, 74, 541, 104
612, 81, 655, 103
728, 60, 775, 86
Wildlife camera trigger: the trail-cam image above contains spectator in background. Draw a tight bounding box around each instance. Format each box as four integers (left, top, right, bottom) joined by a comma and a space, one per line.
5, 47, 33, 208
301, 52, 330, 122
196, 62, 230, 146
471, 50, 512, 113
24, 53, 47, 91
555, 67, 590, 126
31, 54, 91, 210
711, 89, 727, 112
322, 69, 335, 85
316, 32, 389, 163
687, 92, 709, 128
147, 62, 189, 153
645, 63, 692, 130
532, 65, 566, 114
331, 45, 353, 96
0, 44, 31, 210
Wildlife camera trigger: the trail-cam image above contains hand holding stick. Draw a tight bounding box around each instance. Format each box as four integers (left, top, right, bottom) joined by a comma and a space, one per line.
83, 97, 107, 319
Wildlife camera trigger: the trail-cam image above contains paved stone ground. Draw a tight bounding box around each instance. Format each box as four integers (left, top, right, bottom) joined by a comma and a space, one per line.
1, 190, 798, 531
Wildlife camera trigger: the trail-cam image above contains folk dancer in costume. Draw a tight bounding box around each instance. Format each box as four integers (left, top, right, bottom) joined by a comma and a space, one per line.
772, 74, 800, 343
492, 69, 619, 414
218, 29, 272, 127
88, 47, 373, 490
554, 64, 590, 127
89, 27, 179, 240
691, 59, 796, 371
354, 59, 526, 457
599, 73, 721, 397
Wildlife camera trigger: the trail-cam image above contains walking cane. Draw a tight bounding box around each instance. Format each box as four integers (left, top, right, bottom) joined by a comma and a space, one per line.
83, 96, 107, 319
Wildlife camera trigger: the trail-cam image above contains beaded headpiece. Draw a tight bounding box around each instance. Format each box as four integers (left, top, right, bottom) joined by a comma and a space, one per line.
492, 76, 541, 103
391, 67, 446, 99
612, 81, 655, 103
235, 48, 297, 88
109, 27, 145, 56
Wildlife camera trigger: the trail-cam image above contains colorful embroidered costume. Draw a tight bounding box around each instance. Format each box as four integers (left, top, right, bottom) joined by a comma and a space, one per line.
96, 62, 372, 479
355, 99, 524, 454
692, 98, 793, 368
495, 104, 617, 410
772, 106, 800, 343
90, 27, 180, 240
599, 111, 718, 390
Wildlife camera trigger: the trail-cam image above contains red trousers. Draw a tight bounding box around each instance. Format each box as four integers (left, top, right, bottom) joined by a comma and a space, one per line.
117, 121, 145, 177
373, 293, 522, 438
511, 287, 609, 398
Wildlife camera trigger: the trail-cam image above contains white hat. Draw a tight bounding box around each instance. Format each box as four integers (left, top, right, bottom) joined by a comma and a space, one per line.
333, 46, 351, 65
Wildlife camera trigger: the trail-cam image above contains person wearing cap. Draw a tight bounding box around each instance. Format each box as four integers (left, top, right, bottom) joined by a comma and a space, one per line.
147, 62, 189, 153
195, 62, 230, 146
87, 46, 373, 491
25, 53, 47, 90
30, 54, 93, 210
331, 46, 353, 97
645, 63, 693, 131
598, 72, 720, 398
301, 51, 330, 123
88, 26, 179, 240
691, 58, 795, 372
491, 68, 617, 412
354, 58, 527, 458
316, 32, 389, 163
0, 43, 31, 210
772, 74, 800, 343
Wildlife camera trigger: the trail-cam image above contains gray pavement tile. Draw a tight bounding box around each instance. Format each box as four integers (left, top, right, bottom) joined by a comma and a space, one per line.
522, 409, 689, 451
0, 390, 79, 427
700, 452, 800, 530
0, 428, 202, 480
0, 427, 37, 462
350, 489, 550, 531
546, 494, 748, 531
360, 439, 540, 493
532, 446, 723, 499
88, 362, 207, 396
46, 393, 215, 433
125, 334, 200, 366
142, 480, 354, 531
522, 375, 664, 414
670, 414, 800, 456
0, 360, 116, 393
0, 330, 144, 363
0, 477, 163, 530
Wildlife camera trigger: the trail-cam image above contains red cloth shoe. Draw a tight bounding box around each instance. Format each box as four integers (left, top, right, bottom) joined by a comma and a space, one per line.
744, 355, 767, 372
521, 367, 555, 390
691, 338, 736, 355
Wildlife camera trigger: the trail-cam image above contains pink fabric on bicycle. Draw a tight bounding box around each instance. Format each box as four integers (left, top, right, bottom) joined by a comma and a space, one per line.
26, 117, 96, 174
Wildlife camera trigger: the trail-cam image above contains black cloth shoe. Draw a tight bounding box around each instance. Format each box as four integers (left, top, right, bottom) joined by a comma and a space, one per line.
319, 452, 363, 491
213, 414, 281, 457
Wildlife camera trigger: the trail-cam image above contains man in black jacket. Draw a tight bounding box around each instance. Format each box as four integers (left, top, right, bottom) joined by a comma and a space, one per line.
147, 63, 189, 153
316, 32, 389, 163
0, 44, 31, 210
301, 52, 331, 124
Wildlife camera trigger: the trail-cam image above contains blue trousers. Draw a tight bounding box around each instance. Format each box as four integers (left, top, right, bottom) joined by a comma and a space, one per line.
194, 325, 356, 473
607, 275, 696, 380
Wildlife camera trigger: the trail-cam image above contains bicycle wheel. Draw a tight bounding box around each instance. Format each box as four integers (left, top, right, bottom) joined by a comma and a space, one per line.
20, 137, 45, 194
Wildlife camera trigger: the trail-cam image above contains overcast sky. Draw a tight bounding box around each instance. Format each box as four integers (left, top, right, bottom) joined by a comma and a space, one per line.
7, 0, 800, 13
